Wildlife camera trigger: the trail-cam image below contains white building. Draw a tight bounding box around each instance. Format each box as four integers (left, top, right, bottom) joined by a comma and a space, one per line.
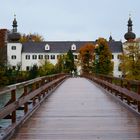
7, 16, 124, 77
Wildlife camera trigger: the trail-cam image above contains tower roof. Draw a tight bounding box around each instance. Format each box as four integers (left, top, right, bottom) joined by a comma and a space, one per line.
124, 16, 136, 41
12, 15, 17, 28
8, 15, 21, 42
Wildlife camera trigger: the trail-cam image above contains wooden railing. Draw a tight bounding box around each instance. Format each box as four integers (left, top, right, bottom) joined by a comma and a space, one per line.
83, 74, 140, 114
0, 73, 68, 140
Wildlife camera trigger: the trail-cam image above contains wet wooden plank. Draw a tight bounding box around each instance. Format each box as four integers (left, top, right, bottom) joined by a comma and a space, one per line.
11, 78, 140, 140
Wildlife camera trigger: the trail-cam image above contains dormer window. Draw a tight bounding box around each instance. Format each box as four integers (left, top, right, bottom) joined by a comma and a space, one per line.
71, 44, 76, 51
45, 44, 50, 51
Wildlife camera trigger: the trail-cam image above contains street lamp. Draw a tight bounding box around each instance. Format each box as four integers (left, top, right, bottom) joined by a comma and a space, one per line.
95, 44, 99, 75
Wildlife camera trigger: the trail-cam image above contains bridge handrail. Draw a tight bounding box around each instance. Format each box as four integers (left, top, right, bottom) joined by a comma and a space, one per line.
89, 74, 140, 94
83, 74, 140, 113
0, 73, 64, 95
0, 73, 68, 140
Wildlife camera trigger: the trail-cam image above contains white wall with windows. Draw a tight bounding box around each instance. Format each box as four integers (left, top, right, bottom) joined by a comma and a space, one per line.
7, 42, 123, 77
112, 53, 122, 77
21, 53, 62, 71
7, 43, 22, 69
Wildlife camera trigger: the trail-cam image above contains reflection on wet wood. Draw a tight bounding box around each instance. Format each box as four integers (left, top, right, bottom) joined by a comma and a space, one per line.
12, 78, 140, 140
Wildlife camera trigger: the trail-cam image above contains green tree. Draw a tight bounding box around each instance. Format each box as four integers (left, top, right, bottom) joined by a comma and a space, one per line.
65, 50, 76, 72
55, 55, 64, 73
94, 38, 113, 75
39, 60, 56, 76
28, 64, 39, 79
0, 67, 9, 86
121, 42, 140, 80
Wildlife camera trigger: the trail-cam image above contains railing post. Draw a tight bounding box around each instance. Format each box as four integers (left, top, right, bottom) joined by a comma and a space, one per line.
11, 89, 16, 123
32, 82, 37, 106
127, 81, 130, 90
138, 84, 140, 112
24, 86, 28, 114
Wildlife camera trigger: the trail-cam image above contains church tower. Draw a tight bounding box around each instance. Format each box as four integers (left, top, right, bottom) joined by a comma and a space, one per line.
8, 15, 21, 42
124, 16, 136, 41
7, 15, 22, 70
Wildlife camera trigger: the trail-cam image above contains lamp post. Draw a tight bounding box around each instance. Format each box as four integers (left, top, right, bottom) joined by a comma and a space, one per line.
95, 44, 99, 75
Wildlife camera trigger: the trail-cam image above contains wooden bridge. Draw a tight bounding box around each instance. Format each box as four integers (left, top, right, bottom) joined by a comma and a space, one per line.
0, 74, 140, 140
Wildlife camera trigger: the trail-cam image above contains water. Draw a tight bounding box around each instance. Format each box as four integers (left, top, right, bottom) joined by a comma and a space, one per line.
0, 87, 26, 129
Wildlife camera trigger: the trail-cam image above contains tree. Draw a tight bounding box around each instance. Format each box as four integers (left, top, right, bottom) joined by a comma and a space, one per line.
65, 50, 76, 72
94, 38, 113, 75
121, 42, 140, 80
39, 60, 55, 76
55, 55, 65, 73
79, 43, 95, 73
20, 33, 44, 42
28, 64, 39, 79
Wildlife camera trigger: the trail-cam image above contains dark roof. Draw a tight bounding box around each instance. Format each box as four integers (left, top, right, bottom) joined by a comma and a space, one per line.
108, 41, 123, 53
22, 41, 122, 53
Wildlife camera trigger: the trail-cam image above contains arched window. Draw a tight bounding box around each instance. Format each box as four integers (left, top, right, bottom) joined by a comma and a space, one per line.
45, 44, 50, 50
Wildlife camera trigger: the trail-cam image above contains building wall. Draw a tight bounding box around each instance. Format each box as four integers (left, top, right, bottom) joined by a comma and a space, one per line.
7, 42, 122, 77
7, 43, 22, 68
112, 53, 122, 77
22, 53, 61, 71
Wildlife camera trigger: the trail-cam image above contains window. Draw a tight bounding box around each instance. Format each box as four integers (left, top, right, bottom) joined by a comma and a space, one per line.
25, 55, 30, 60
117, 55, 122, 59
45, 55, 49, 59
74, 55, 78, 59
45, 44, 50, 50
71, 44, 76, 51
118, 66, 121, 71
11, 55, 16, 59
12, 66, 16, 70
11, 46, 16, 50
26, 66, 30, 71
38, 55, 43, 59
32, 55, 37, 59
112, 55, 114, 59
51, 55, 55, 59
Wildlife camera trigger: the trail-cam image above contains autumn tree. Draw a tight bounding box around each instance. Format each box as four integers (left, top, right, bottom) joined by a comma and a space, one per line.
20, 33, 44, 42
79, 43, 95, 73
121, 42, 140, 80
94, 38, 113, 75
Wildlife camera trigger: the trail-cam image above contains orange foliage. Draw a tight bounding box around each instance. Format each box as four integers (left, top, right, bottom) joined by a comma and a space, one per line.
79, 43, 95, 63
79, 43, 95, 72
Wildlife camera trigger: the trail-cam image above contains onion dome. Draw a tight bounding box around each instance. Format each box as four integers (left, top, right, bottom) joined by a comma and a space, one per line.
124, 17, 136, 41
8, 15, 21, 42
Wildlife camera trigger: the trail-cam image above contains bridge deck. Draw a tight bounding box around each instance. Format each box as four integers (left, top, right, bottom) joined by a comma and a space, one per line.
12, 78, 140, 140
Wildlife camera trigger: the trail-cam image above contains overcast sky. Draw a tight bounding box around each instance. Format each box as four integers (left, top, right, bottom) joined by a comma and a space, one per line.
0, 0, 139, 41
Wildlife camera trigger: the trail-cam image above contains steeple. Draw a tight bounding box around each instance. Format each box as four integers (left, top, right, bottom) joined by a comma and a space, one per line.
124, 15, 136, 41
109, 32, 113, 42
12, 14, 17, 33
8, 14, 21, 42
109, 32, 114, 42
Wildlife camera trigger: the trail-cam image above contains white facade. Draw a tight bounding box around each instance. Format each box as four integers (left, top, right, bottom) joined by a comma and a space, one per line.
7, 42, 122, 77
7, 43, 22, 68
112, 53, 122, 77
21, 53, 61, 71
